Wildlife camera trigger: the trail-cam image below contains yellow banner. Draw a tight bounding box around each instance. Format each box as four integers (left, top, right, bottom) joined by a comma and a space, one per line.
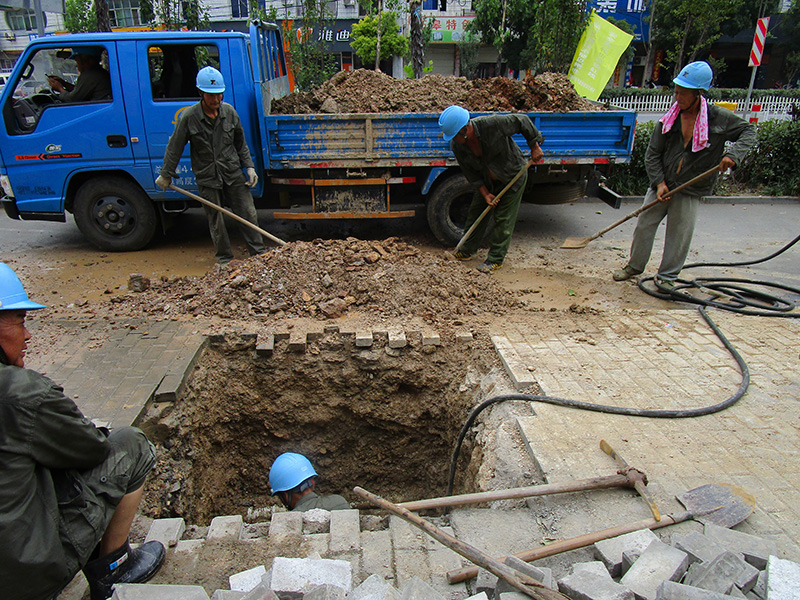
568, 11, 633, 101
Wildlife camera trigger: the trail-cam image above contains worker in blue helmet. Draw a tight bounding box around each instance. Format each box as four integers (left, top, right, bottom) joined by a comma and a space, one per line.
0, 262, 165, 600
269, 452, 350, 512
157, 66, 265, 264
48, 46, 112, 102
613, 61, 756, 292
438, 105, 544, 273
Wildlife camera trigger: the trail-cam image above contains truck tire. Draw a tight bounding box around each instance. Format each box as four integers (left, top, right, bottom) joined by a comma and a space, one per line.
528, 181, 587, 205
426, 173, 474, 246
74, 176, 157, 251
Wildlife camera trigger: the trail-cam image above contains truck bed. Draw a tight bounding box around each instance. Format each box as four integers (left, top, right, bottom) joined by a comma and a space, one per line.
263, 110, 636, 170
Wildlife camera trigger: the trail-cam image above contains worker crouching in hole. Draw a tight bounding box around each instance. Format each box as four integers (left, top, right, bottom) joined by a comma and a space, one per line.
269, 452, 350, 512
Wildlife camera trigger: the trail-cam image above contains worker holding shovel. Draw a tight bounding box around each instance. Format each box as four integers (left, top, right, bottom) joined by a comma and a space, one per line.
612, 61, 755, 292
439, 106, 543, 273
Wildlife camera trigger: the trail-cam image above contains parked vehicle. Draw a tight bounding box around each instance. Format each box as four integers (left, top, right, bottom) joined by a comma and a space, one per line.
0, 23, 636, 251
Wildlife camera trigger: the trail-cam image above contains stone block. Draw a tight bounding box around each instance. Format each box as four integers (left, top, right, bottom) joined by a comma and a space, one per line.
389, 516, 425, 550
571, 561, 615, 580
474, 568, 496, 597
621, 550, 637, 576
751, 570, 766, 599
655, 581, 736, 600
388, 331, 407, 349
394, 548, 429, 589
303, 509, 331, 534
558, 565, 634, 600
241, 584, 279, 600
111, 584, 210, 599
355, 332, 373, 348
207, 515, 243, 540
266, 557, 352, 598
765, 555, 800, 599
145, 517, 186, 548
350, 575, 400, 600
425, 538, 469, 599
422, 332, 441, 346
302, 584, 346, 600
211, 591, 247, 600
288, 333, 306, 353
594, 529, 661, 578
230, 565, 268, 593
269, 512, 303, 540
399, 576, 445, 600
683, 551, 758, 594
329, 509, 360, 553
359, 530, 393, 582
495, 556, 556, 595
256, 334, 274, 357
455, 331, 473, 344
300, 533, 330, 558
702, 524, 777, 570
672, 532, 730, 566
620, 540, 689, 600
175, 539, 204, 554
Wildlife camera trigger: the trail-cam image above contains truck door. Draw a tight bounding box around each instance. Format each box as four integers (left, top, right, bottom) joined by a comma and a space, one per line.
0, 42, 133, 216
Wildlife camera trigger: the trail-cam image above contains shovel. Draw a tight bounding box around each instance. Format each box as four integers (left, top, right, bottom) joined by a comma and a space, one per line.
168, 183, 288, 247
445, 482, 755, 584
560, 165, 720, 249
453, 160, 534, 255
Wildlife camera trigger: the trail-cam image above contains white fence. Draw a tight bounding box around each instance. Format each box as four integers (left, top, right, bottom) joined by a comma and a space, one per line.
604, 94, 798, 120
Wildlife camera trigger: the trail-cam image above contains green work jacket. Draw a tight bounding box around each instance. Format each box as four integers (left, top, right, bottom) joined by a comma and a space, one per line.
161, 101, 254, 189
645, 103, 756, 197
0, 364, 111, 600
292, 491, 350, 512
451, 113, 543, 194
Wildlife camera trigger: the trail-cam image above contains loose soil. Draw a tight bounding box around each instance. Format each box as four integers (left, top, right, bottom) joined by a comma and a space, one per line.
272, 69, 600, 114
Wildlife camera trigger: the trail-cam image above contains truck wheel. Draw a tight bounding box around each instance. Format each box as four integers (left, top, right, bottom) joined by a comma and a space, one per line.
528, 181, 587, 205
426, 174, 474, 246
74, 177, 157, 251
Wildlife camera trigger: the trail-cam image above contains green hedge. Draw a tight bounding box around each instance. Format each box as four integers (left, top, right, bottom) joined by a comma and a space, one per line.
599, 88, 800, 101
603, 118, 800, 197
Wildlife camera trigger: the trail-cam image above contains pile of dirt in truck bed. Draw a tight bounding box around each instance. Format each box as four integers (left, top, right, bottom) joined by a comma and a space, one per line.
271, 69, 599, 114
111, 238, 517, 323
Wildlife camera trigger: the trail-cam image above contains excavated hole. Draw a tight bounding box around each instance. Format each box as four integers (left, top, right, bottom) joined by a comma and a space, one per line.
140, 332, 498, 524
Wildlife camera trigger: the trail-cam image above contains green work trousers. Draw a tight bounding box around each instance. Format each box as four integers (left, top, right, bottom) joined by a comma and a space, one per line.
198, 183, 266, 263
459, 172, 528, 265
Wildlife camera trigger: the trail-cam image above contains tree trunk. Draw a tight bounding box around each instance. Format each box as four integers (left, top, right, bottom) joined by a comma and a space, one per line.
410, 0, 424, 78
641, 0, 657, 86
96, 0, 111, 31
375, 0, 383, 71
673, 17, 693, 79
495, 0, 507, 76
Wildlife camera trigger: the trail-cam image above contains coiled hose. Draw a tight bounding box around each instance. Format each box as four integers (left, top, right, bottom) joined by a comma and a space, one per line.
446, 234, 800, 495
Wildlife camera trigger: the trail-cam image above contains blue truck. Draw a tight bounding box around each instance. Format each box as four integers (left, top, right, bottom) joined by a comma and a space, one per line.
0, 23, 636, 251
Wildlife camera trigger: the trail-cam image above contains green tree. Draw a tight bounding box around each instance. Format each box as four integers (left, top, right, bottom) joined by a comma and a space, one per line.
138, 0, 209, 30
469, 0, 589, 75
286, 0, 338, 90
350, 11, 410, 68
64, 0, 98, 32
780, 0, 800, 86
458, 35, 481, 80
605, 16, 635, 82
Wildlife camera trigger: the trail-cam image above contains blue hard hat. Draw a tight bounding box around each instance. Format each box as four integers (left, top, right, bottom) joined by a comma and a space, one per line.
269, 452, 317, 494
196, 66, 225, 93
439, 105, 470, 142
673, 61, 713, 91
0, 263, 46, 311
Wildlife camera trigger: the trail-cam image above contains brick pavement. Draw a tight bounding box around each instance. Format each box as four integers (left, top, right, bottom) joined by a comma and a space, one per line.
492, 307, 800, 561
28, 319, 206, 429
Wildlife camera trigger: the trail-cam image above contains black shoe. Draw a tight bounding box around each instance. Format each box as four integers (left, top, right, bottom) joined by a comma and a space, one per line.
82, 540, 165, 600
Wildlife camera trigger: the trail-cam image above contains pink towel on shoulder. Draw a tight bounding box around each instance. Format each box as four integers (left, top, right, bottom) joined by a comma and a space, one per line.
659, 96, 709, 152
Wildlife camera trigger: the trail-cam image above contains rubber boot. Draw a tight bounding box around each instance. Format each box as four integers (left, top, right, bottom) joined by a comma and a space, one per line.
82, 540, 165, 600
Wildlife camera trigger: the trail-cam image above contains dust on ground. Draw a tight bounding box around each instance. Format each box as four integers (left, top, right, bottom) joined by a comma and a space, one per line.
272, 69, 599, 114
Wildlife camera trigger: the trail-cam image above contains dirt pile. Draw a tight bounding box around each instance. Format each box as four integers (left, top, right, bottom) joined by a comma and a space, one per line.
271, 69, 599, 114
110, 237, 517, 323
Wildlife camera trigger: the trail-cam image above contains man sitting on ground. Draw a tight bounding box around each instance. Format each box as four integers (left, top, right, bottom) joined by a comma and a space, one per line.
269, 452, 350, 512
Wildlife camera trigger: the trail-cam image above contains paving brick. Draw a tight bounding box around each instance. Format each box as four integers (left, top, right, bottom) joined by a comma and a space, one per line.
620, 540, 689, 600
288, 332, 306, 352
683, 551, 758, 594
300, 533, 330, 558
751, 570, 766, 599
474, 568, 496, 598
329, 509, 360, 553
111, 583, 210, 599
394, 549, 429, 589
359, 530, 393, 583
671, 532, 730, 565
399, 576, 445, 600
558, 562, 634, 600
424, 532, 468, 599
269, 511, 303, 540
388, 331, 407, 349
422, 332, 441, 346
207, 515, 243, 540
765, 555, 800, 600
702, 524, 778, 570
210, 591, 247, 600
241, 584, 279, 600
302, 509, 331, 534
494, 556, 556, 595
463, 594, 488, 600
256, 334, 274, 357
145, 517, 186, 548
389, 516, 425, 550
349, 575, 401, 600
455, 331, 473, 344
266, 557, 352, 597
654, 581, 735, 600
230, 565, 268, 592
302, 584, 346, 600
355, 331, 373, 348
175, 539, 204, 553
492, 336, 537, 391
594, 529, 661, 578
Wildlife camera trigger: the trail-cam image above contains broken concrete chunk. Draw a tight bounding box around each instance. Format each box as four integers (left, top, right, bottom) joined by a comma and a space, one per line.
765, 555, 800, 600
349, 574, 400, 600
702, 524, 777, 570
267, 557, 352, 598
655, 580, 736, 600
683, 551, 759, 594
302, 584, 346, 600
558, 564, 634, 600
230, 565, 268, 593
595, 529, 661, 578
399, 576, 445, 600
620, 540, 689, 600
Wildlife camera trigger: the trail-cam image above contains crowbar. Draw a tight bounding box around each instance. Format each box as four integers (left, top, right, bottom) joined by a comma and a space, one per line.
168, 183, 287, 247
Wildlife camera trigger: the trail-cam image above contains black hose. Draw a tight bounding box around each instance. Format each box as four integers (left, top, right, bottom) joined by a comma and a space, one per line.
447, 234, 800, 495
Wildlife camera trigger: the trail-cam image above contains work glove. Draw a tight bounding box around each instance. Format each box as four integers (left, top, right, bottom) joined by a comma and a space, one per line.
246, 167, 258, 188
155, 175, 172, 191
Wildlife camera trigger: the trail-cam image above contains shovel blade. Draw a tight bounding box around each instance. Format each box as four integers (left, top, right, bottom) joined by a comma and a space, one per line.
677, 483, 755, 528
560, 237, 591, 249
